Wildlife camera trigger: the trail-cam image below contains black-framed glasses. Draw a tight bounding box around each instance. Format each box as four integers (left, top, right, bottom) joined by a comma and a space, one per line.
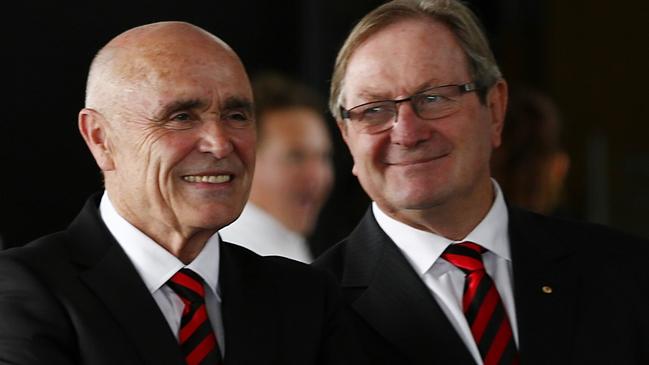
340, 82, 479, 134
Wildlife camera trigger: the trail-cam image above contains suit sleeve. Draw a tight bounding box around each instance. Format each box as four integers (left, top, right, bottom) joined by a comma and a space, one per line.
0, 256, 76, 365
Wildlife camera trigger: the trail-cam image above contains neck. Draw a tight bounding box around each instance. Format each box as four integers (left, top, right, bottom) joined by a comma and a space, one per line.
107, 192, 213, 265
381, 180, 495, 240
152, 230, 212, 264
126, 213, 213, 264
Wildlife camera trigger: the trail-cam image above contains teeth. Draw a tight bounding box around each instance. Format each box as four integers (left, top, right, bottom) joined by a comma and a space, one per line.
183, 175, 231, 183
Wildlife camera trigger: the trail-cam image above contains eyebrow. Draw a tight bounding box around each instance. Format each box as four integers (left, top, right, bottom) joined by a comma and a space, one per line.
153, 96, 254, 121
222, 96, 254, 115
154, 98, 207, 121
355, 79, 445, 102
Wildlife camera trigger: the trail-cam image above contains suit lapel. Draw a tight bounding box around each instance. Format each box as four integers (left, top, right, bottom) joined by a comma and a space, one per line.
219, 242, 277, 364
343, 210, 475, 365
508, 207, 580, 364
67, 195, 185, 365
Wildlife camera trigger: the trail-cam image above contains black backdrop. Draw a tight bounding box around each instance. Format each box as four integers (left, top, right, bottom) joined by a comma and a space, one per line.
3, 0, 395, 251
5, 1, 648, 252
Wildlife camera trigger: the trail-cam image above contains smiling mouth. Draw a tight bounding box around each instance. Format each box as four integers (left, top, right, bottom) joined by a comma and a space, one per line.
182, 175, 232, 183
386, 153, 449, 166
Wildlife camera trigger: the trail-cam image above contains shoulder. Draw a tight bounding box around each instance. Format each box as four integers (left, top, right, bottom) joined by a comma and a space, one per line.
0, 231, 78, 309
510, 206, 649, 261
313, 207, 380, 280
0, 233, 67, 296
312, 238, 351, 283
0, 234, 77, 363
0, 231, 72, 274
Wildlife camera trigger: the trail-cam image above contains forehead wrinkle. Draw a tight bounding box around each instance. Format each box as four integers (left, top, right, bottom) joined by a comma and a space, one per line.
344, 19, 470, 102
348, 76, 442, 107
85, 22, 243, 114
151, 94, 253, 124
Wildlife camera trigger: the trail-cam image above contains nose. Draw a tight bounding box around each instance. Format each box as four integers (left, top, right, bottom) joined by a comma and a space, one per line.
197, 120, 234, 158
390, 101, 430, 147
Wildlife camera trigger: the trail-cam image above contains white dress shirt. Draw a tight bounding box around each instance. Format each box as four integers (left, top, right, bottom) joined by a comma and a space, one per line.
219, 203, 313, 263
99, 192, 225, 354
372, 181, 518, 365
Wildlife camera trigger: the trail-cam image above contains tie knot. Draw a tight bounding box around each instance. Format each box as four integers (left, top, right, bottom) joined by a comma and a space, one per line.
441, 241, 486, 274
167, 268, 206, 304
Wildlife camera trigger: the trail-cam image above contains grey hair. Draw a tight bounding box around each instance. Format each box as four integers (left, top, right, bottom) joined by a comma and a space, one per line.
329, 0, 502, 120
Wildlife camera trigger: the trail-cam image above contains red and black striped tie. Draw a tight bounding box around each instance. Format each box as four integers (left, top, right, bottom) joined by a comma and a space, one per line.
442, 242, 519, 365
167, 268, 223, 365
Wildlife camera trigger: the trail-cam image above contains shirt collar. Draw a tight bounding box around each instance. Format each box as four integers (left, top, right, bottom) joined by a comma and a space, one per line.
99, 192, 221, 300
372, 179, 510, 275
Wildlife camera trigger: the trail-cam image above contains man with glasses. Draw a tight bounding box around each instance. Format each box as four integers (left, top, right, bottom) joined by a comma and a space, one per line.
314, 0, 649, 364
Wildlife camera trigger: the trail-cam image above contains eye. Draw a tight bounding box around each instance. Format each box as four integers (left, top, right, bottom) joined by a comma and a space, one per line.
364, 105, 387, 115
226, 111, 251, 122
170, 112, 193, 122
422, 94, 442, 103
357, 102, 392, 118
223, 110, 254, 128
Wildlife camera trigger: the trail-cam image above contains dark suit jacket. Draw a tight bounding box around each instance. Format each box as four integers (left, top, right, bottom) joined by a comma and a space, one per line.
313, 206, 649, 365
0, 195, 355, 365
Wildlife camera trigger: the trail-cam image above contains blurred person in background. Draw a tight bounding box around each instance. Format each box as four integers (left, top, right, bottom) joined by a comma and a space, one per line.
491, 86, 570, 215
220, 72, 334, 263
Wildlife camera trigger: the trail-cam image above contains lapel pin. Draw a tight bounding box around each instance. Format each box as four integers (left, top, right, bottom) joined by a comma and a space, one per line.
541, 285, 553, 294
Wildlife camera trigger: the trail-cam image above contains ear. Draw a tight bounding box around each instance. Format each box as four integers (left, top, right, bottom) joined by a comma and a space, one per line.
78, 108, 115, 171
487, 79, 508, 148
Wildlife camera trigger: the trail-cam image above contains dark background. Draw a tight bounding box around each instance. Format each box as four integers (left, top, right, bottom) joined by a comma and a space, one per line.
3, 1, 649, 252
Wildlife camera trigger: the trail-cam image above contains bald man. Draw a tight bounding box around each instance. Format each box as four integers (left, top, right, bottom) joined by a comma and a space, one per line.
0, 22, 354, 365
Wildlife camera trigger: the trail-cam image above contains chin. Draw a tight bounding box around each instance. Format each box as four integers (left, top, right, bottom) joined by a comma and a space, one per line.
387, 189, 449, 211
194, 211, 239, 230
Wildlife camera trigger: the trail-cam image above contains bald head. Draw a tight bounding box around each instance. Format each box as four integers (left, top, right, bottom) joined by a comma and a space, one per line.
85, 21, 241, 116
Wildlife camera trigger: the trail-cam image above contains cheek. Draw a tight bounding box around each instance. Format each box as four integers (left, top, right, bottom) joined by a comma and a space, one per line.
320, 165, 335, 190
151, 133, 196, 169
353, 137, 384, 174
259, 160, 288, 187
275, 161, 306, 191
252, 152, 289, 197
346, 134, 367, 161
462, 125, 495, 173
453, 110, 492, 153
233, 130, 257, 167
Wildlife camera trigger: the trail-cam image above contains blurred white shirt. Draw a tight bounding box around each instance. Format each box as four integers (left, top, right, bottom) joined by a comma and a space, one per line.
220, 203, 313, 263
